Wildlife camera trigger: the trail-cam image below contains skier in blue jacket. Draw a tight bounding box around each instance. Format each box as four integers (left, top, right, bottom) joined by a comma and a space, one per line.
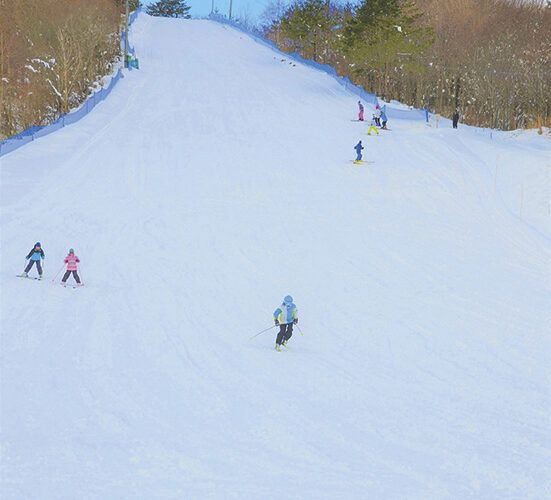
22, 242, 44, 278
381, 105, 388, 129
273, 295, 298, 351
354, 140, 364, 163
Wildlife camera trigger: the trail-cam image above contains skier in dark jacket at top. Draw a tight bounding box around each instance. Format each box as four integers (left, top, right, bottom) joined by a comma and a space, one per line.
374, 106, 381, 126
380, 105, 388, 129
452, 111, 459, 129
22, 242, 44, 278
354, 140, 364, 163
358, 101, 364, 121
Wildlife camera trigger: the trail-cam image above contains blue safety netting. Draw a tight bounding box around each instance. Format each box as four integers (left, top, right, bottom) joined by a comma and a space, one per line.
385, 106, 427, 122
0, 70, 125, 157
208, 14, 428, 122
0, 9, 142, 158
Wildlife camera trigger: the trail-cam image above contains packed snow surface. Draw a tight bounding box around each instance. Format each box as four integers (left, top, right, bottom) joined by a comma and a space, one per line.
1, 15, 550, 500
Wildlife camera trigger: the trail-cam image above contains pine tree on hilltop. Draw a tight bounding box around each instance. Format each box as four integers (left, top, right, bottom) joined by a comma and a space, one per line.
146, 0, 191, 18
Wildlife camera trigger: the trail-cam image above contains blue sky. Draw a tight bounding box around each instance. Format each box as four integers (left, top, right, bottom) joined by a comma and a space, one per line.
200, 1, 272, 19
145, 0, 275, 21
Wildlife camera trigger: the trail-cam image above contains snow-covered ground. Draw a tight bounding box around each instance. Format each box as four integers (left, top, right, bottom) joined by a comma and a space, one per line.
1, 15, 550, 500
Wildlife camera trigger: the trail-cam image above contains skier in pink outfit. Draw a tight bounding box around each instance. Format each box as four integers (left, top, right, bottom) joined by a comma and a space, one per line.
61, 248, 82, 286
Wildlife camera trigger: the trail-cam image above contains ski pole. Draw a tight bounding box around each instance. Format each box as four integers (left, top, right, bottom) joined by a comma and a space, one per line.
296, 324, 304, 336
249, 325, 277, 340
52, 263, 65, 283
77, 266, 84, 285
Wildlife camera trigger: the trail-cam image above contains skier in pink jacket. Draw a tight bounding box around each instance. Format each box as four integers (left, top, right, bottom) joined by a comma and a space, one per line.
61, 249, 82, 286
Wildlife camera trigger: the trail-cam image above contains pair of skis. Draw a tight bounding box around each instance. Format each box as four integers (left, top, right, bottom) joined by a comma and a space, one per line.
17, 274, 83, 289
60, 282, 83, 289
250, 324, 304, 352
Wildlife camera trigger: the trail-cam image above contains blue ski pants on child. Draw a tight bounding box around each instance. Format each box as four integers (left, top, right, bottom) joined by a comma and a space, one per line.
25, 260, 42, 276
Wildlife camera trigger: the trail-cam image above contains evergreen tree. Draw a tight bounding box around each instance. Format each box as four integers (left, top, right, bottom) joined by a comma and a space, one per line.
146, 0, 191, 18
339, 0, 433, 78
278, 1, 340, 62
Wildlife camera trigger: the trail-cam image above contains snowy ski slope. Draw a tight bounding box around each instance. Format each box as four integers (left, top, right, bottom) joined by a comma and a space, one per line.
1, 15, 550, 500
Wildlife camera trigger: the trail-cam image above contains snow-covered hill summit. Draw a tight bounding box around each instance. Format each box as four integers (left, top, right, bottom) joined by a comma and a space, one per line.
1, 14, 549, 500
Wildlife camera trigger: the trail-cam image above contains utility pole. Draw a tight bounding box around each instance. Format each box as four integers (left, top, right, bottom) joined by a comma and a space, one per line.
229, 0, 233, 19
124, 0, 129, 67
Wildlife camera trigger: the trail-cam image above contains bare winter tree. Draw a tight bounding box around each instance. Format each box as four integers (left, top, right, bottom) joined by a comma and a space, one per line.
260, 0, 289, 45
0, 0, 121, 139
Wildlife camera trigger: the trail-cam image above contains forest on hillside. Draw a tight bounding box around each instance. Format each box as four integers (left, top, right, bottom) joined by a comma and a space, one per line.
1, 0, 549, 139
0, 0, 140, 140
259, 0, 550, 130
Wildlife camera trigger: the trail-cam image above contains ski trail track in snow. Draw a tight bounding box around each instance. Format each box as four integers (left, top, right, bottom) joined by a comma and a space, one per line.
1, 16, 550, 500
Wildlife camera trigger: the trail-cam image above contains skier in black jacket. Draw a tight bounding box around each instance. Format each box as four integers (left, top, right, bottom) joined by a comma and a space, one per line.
452, 111, 459, 129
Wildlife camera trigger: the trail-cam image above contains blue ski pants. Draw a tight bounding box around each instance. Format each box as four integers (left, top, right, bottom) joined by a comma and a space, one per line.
25, 260, 42, 276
